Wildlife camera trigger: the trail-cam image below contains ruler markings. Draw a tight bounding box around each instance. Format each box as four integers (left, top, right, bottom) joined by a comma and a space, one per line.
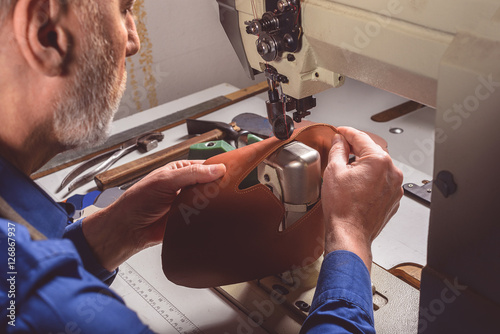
118, 262, 203, 334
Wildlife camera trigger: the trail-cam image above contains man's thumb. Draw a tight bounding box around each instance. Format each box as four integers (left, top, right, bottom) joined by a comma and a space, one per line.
169, 163, 226, 191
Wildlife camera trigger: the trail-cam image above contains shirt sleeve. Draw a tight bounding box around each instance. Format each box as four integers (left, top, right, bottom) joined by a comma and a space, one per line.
300, 251, 375, 334
1, 221, 154, 334
64, 219, 117, 284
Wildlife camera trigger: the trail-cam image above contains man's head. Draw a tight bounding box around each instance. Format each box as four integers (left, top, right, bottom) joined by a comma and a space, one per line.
0, 0, 140, 173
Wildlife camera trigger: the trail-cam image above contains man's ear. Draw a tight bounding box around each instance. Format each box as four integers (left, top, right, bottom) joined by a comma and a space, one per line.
13, 0, 71, 76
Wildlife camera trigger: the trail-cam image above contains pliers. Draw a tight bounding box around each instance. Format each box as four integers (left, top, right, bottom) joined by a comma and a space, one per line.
57, 132, 164, 194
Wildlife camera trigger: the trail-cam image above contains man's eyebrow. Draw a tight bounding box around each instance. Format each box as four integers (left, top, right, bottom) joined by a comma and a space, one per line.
123, 0, 136, 8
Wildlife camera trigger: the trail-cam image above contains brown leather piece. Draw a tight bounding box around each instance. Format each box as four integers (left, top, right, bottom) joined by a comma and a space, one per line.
162, 123, 339, 288
296, 120, 388, 151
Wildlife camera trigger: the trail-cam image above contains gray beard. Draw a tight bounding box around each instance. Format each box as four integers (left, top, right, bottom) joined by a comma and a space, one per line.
52, 3, 126, 150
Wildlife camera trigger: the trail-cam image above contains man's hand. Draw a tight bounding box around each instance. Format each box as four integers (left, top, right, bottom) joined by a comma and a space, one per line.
82, 160, 226, 271
322, 127, 404, 272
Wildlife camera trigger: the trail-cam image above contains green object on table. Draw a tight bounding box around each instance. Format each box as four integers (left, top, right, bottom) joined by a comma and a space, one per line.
188, 140, 235, 160
239, 134, 263, 189
187, 135, 264, 189
247, 133, 264, 145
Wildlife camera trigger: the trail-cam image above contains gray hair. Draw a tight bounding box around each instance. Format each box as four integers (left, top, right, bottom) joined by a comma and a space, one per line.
0, 0, 16, 23
0, 0, 78, 24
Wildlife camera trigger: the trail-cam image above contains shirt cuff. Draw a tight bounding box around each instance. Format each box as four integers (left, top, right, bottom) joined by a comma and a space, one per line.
64, 220, 117, 284
311, 250, 374, 322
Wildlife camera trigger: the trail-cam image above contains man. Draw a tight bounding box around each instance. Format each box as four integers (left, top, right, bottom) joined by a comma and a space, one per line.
0, 0, 403, 333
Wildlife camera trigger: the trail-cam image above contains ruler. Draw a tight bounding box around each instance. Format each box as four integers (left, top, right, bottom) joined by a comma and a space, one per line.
118, 262, 203, 334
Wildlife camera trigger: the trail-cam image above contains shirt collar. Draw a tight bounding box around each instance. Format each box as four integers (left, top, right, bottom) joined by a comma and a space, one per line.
0, 156, 68, 239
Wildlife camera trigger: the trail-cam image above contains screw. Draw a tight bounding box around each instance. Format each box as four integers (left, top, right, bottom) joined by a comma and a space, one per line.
283, 34, 294, 48
408, 184, 414, 188
277, 0, 289, 12
272, 284, 289, 296
279, 75, 289, 84
257, 41, 271, 56
246, 22, 260, 35
389, 128, 404, 134
295, 300, 310, 312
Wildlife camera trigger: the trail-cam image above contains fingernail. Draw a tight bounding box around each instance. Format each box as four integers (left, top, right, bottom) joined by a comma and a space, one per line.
209, 164, 226, 175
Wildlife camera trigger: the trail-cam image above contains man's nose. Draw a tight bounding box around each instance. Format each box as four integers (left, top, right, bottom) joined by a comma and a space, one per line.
126, 17, 140, 57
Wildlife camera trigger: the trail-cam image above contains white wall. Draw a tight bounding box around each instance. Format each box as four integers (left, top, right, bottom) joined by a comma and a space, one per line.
115, 0, 259, 120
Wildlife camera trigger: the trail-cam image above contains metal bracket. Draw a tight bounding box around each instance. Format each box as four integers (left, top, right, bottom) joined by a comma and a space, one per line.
403, 181, 432, 205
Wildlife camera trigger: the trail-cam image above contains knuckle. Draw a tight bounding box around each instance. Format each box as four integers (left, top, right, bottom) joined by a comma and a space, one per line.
372, 152, 392, 167
395, 167, 404, 183
164, 160, 183, 170
359, 131, 372, 140
190, 163, 203, 175
178, 160, 191, 168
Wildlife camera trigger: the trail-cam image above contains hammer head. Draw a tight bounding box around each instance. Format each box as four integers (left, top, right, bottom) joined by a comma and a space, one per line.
186, 119, 240, 141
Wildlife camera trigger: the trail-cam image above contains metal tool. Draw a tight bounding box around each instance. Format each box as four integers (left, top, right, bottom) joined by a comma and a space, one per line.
258, 141, 322, 231
70, 186, 130, 224
231, 113, 274, 139
94, 116, 276, 191
186, 119, 249, 148
58, 132, 164, 194
94, 129, 225, 191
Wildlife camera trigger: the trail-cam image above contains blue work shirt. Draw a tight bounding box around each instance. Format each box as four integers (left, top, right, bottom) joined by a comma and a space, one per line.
0, 157, 152, 333
301, 251, 375, 333
0, 156, 374, 333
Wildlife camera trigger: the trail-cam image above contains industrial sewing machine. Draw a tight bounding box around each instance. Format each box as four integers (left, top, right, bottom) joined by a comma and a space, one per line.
217, 0, 500, 332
